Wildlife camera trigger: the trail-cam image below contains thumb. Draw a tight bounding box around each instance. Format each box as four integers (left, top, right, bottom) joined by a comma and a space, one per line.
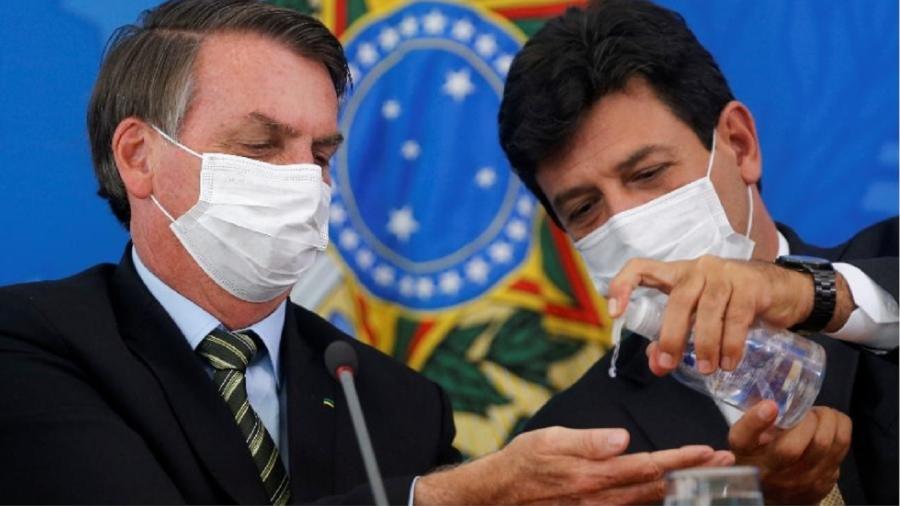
728, 401, 778, 454
553, 427, 631, 460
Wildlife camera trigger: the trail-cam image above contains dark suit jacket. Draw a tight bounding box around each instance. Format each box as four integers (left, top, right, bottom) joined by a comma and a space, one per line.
525, 218, 899, 505
0, 249, 461, 504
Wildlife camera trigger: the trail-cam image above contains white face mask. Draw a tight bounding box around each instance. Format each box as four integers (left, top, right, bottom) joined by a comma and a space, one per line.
150, 125, 331, 303
574, 131, 755, 297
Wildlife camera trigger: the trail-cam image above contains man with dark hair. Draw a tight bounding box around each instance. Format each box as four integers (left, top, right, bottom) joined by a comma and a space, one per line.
0, 0, 731, 504
499, 1, 898, 504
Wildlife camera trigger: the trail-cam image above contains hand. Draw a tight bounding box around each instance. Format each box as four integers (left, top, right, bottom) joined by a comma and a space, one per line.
729, 401, 852, 505
414, 426, 735, 505
607, 255, 852, 376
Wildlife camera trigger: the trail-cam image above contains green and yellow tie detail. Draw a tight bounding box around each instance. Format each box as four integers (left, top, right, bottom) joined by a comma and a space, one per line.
198, 328, 290, 506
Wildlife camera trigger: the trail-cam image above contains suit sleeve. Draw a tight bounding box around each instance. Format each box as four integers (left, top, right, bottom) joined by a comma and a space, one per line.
0, 297, 185, 504
838, 217, 898, 300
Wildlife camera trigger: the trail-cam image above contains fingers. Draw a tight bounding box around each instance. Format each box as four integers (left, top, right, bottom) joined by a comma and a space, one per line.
589, 445, 715, 490
720, 292, 754, 371
536, 426, 631, 460
729, 401, 778, 453
797, 407, 837, 465
692, 275, 732, 374
770, 409, 819, 466
645, 342, 670, 377
656, 273, 704, 373
607, 258, 689, 318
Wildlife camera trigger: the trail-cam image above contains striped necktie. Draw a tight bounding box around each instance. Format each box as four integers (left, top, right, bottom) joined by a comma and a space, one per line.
197, 328, 290, 505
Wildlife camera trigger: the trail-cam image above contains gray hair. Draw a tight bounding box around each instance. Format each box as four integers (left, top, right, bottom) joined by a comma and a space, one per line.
87, 0, 349, 228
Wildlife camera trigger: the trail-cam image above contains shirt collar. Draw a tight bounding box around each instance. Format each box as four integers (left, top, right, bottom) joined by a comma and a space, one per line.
777, 230, 790, 257
131, 247, 285, 386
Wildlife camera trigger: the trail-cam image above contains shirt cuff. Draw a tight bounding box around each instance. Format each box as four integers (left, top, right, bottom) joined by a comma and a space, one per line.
826, 262, 899, 349
408, 475, 421, 506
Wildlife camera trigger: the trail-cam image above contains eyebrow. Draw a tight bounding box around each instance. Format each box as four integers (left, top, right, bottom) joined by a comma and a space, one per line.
552, 183, 598, 213
240, 111, 344, 148
615, 144, 674, 174
550, 144, 676, 211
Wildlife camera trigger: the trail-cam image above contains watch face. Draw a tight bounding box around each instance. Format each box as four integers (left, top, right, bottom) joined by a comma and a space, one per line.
780, 255, 831, 268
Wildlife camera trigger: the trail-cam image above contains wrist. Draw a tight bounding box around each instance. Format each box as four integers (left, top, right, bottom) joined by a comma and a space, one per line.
414, 452, 506, 505
825, 272, 855, 332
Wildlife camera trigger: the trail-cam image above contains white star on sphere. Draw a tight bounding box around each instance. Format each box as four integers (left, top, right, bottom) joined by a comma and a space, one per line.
442, 69, 475, 102
399, 16, 419, 37
401, 140, 421, 160
378, 27, 400, 51
439, 271, 463, 295
355, 249, 375, 269
488, 242, 513, 264
423, 10, 447, 34
451, 19, 475, 41
399, 276, 415, 297
516, 195, 534, 216
373, 265, 395, 287
387, 205, 420, 242
416, 277, 435, 299
465, 258, 490, 284
475, 167, 497, 188
494, 54, 513, 75
339, 229, 359, 250
382, 99, 401, 120
506, 219, 528, 241
329, 202, 347, 224
475, 34, 497, 57
357, 43, 378, 66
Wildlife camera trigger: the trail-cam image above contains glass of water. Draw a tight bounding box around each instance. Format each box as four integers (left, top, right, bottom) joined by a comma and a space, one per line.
664, 466, 763, 506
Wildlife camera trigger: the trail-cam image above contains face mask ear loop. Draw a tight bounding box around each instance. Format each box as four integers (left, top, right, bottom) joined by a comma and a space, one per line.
151, 124, 202, 159
745, 185, 754, 238
150, 195, 177, 223
705, 130, 718, 178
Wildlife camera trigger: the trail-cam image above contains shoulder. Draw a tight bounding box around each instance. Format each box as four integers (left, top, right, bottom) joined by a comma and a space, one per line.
0, 264, 117, 346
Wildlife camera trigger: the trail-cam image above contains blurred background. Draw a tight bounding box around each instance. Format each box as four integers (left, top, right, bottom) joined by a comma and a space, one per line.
1, 0, 896, 457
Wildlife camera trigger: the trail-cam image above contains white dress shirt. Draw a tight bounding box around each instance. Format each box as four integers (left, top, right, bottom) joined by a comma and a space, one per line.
132, 248, 289, 464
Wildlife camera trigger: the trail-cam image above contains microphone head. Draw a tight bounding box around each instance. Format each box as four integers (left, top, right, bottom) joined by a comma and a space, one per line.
324, 340, 359, 379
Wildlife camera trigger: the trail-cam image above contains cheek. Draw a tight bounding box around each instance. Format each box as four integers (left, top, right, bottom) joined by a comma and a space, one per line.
154, 153, 202, 216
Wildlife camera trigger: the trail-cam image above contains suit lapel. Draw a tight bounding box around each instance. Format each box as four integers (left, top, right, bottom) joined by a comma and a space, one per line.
112, 251, 269, 505
617, 335, 731, 450
282, 303, 338, 503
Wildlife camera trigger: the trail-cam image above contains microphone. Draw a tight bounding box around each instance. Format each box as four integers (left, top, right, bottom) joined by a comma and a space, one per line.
324, 341, 389, 506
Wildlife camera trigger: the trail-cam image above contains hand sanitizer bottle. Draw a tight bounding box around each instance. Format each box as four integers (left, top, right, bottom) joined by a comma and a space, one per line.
618, 297, 826, 428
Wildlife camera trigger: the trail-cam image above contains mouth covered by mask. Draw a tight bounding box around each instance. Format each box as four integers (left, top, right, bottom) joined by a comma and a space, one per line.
150, 125, 331, 303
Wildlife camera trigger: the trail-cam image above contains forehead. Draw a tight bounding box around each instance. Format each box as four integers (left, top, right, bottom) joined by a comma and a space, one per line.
185, 31, 338, 133
538, 78, 701, 179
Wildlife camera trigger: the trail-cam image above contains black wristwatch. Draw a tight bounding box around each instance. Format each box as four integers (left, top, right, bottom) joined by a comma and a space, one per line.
775, 255, 836, 333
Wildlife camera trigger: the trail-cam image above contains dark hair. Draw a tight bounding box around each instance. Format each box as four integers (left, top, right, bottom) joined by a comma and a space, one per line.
498, 0, 734, 225
88, 0, 349, 228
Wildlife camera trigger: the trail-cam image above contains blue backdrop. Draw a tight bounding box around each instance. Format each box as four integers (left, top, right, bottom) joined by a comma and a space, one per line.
1, 0, 896, 286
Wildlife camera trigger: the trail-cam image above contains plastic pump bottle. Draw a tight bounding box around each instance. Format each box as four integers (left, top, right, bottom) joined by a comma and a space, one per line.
613, 297, 826, 428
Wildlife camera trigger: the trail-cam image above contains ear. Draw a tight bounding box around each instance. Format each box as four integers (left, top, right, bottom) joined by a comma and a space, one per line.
111, 117, 155, 199
717, 101, 762, 186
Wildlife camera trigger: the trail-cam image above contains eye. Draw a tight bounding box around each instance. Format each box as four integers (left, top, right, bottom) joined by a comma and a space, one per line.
567, 199, 596, 224
632, 163, 668, 183
242, 142, 275, 151
314, 154, 331, 168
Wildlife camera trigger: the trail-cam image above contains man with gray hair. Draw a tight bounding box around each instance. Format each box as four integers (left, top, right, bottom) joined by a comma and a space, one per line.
0, 1, 731, 504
